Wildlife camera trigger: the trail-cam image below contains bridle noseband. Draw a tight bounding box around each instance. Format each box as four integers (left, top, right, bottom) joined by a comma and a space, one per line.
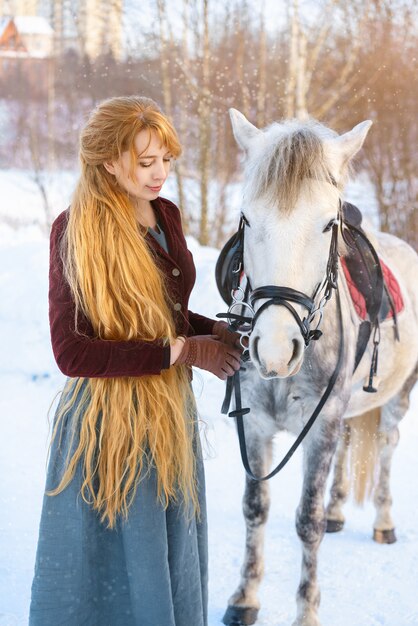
251, 286, 324, 346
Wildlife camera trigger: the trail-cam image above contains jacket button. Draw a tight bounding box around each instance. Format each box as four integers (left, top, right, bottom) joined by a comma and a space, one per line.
172, 268, 180, 277
174, 302, 182, 311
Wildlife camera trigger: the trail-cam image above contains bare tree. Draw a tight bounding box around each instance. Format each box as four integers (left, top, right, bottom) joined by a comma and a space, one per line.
285, 0, 371, 121
357, 4, 418, 248
28, 107, 54, 233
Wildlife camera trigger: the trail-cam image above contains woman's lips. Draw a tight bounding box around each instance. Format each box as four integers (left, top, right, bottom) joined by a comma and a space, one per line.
147, 185, 162, 192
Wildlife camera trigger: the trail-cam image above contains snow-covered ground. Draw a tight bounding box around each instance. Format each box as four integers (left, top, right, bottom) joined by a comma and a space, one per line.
0, 170, 417, 626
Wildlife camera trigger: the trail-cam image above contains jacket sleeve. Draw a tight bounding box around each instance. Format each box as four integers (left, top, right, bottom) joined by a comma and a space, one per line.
48, 213, 171, 378
187, 311, 216, 336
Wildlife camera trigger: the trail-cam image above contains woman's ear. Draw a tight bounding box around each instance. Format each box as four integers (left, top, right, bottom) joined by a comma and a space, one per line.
103, 161, 116, 175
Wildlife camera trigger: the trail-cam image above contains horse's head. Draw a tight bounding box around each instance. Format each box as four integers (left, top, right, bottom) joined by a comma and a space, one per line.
229, 108, 372, 379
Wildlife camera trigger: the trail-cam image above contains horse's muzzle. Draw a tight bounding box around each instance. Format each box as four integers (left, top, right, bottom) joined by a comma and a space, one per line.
251, 334, 304, 379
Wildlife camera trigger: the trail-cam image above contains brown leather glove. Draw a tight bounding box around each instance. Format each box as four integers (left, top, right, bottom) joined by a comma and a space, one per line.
213, 320, 242, 349
175, 335, 242, 380
213, 320, 248, 349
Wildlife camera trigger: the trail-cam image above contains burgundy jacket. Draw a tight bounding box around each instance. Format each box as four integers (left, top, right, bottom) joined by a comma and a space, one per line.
49, 197, 216, 378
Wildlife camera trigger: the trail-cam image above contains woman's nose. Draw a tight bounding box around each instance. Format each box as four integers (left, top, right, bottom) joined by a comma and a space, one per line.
152, 160, 167, 180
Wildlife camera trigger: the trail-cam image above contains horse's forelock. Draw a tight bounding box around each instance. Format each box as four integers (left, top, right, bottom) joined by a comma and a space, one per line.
248, 123, 336, 212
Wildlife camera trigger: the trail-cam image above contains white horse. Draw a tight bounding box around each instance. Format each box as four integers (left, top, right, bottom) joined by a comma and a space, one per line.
221, 109, 418, 626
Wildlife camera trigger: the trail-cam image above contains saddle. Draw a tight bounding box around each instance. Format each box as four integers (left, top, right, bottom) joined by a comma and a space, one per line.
341, 255, 403, 324
215, 202, 402, 383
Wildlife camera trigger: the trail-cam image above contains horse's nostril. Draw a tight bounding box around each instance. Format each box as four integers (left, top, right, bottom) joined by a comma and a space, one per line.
289, 339, 302, 365
253, 335, 260, 364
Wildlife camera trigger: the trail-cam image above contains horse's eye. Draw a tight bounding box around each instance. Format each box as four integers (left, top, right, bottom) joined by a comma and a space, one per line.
322, 219, 336, 233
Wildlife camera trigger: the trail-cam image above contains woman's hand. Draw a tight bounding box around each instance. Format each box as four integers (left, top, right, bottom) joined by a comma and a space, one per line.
213, 320, 247, 349
172, 334, 242, 380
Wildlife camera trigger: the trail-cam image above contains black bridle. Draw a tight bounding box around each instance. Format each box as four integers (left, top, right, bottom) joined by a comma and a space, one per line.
217, 202, 345, 482
250, 213, 340, 346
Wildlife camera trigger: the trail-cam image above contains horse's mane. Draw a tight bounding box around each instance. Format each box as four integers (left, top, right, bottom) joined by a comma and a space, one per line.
246, 120, 343, 212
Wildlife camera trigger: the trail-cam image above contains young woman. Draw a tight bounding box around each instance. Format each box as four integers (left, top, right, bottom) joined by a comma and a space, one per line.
29, 96, 242, 626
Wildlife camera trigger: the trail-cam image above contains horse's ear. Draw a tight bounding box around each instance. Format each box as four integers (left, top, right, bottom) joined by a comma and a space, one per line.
335, 120, 373, 164
229, 108, 262, 152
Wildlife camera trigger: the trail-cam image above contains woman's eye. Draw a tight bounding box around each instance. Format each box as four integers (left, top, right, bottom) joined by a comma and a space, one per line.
139, 162, 152, 168
163, 157, 172, 163
322, 219, 336, 233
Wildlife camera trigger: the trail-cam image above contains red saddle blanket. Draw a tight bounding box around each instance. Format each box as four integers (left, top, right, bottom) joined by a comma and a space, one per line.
341, 256, 404, 321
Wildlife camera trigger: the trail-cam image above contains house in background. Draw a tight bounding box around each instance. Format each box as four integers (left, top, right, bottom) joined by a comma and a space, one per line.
0, 15, 53, 57
0, 0, 123, 61
0, 15, 53, 92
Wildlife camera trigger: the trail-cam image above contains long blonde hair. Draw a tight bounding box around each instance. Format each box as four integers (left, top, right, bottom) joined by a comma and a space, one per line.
48, 96, 197, 528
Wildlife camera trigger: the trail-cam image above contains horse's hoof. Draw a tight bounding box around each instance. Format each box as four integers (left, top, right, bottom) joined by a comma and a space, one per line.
373, 528, 397, 544
326, 519, 344, 533
222, 605, 259, 625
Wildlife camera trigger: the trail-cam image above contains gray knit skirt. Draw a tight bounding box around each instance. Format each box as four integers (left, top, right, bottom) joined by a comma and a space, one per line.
29, 380, 208, 626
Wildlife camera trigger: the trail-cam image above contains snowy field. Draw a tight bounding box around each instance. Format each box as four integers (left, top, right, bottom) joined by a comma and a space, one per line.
0, 170, 417, 626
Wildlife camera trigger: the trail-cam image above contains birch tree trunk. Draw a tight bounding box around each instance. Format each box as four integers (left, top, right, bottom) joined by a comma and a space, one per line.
47, 56, 56, 170
236, 46, 250, 118
295, 27, 307, 119
175, 0, 189, 232
285, 0, 298, 118
157, 0, 172, 116
256, 3, 267, 128
286, 0, 309, 119
156, 0, 189, 230
198, 0, 211, 245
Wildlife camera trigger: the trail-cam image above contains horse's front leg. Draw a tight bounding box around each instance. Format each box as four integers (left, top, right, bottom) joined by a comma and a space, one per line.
223, 433, 272, 626
293, 416, 341, 626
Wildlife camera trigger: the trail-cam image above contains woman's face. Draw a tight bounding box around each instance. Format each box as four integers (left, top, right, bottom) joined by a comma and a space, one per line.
105, 129, 173, 207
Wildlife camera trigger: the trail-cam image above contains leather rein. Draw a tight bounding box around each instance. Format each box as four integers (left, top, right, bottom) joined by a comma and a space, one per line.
217, 201, 345, 482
